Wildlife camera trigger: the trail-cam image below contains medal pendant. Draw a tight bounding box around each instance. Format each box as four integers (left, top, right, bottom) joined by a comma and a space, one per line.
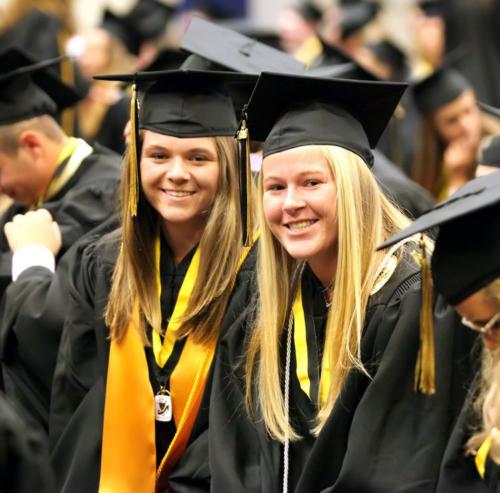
155, 388, 172, 422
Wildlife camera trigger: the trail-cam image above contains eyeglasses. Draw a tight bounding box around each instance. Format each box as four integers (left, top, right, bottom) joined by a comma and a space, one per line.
461, 312, 500, 340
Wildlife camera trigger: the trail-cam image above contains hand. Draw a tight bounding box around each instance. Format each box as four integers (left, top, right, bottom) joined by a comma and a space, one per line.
443, 136, 477, 178
4, 209, 62, 255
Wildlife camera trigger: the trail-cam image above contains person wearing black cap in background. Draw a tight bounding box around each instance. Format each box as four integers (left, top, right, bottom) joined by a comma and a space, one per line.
411, 61, 484, 200
74, 0, 178, 155
0, 48, 121, 433
49, 68, 258, 493
207, 71, 476, 492
379, 171, 500, 492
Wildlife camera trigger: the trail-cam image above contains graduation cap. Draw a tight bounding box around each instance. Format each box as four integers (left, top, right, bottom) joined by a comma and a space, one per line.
102, 0, 174, 55
142, 48, 189, 72
180, 16, 306, 76
244, 72, 406, 166
412, 50, 471, 115
94, 68, 257, 243
368, 40, 408, 80
379, 170, 500, 305
418, 0, 445, 17
294, 1, 324, 23
0, 47, 83, 125
217, 18, 283, 50
306, 37, 379, 80
340, 1, 380, 40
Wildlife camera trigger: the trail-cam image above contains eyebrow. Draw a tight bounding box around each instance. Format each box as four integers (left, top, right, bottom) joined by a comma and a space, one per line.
263, 168, 328, 182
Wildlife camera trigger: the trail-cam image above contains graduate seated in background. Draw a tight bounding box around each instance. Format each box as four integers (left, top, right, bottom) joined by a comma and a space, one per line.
207, 72, 478, 493
0, 49, 121, 434
379, 170, 500, 493
411, 60, 485, 200
49, 69, 258, 493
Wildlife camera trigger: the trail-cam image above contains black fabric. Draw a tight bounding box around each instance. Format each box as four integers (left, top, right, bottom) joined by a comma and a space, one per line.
0, 144, 121, 434
246, 72, 407, 166
480, 137, 500, 168
412, 67, 471, 116
49, 233, 258, 492
0, 390, 54, 493
484, 455, 500, 493
340, 1, 380, 39
208, 245, 478, 492
180, 16, 305, 76
95, 70, 257, 138
372, 149, 435, 219
0, 47, 82, 124
379, 171, 500, 305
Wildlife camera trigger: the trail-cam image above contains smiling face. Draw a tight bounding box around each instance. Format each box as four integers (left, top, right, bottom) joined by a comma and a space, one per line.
140, 131, 220, 235
262, 146, 339, 279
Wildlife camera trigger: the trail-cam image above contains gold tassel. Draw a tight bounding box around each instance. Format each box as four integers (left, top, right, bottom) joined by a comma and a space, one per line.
236, 110, 254, 246
128, 83, 139, 217
413, 234, 436, 394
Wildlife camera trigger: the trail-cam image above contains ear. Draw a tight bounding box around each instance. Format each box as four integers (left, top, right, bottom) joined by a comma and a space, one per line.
18, 131, 44, 160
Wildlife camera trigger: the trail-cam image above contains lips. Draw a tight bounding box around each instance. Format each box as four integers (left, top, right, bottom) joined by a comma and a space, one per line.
162, 189, 195, 197
285, 219, 317, 230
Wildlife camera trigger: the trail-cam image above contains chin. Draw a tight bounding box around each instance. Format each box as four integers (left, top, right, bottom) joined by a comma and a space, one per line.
281, 240, 319, 261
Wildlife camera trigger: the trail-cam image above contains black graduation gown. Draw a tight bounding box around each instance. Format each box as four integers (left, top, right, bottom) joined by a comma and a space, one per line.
372, 149, 435, 219
209, 246, 478, 493
0, 216, 119, 435
49, 232, 257, 493
484, 457, 500, 493
0, 390, 54, 493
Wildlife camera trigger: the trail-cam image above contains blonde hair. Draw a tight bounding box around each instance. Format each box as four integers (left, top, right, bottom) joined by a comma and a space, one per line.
105, 135, 244, 345
466, 278, 500, 460
245, 145, 410, 441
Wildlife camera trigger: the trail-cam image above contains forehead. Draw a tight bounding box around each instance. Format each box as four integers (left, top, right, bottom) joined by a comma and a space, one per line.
141, 131, 217, 152
433, 88, 477, 120
455, 290, 499, 319
262, 145, 330, 177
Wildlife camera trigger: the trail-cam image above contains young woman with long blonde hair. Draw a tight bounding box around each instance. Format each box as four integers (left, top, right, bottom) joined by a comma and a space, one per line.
380, 171, 500, 492
208, 73, 477, 492
49, 69, 257, 493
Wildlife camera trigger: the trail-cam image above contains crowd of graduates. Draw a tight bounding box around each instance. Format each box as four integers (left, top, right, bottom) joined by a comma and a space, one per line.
0, 0, 499, 492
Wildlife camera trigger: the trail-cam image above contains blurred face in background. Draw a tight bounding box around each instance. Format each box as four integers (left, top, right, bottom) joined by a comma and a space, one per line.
431, 89, 482, 147
277, 8, 317, 54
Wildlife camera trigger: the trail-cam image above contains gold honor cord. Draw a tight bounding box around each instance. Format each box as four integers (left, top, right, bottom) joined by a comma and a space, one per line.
100, 236, 257, 492
38, 138, 93, 205
476, 435, 493, 479
292, 284, 330, 406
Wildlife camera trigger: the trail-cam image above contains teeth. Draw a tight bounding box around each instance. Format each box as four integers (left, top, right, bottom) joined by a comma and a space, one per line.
288, 220, 315, 230
166, 190, 193, 197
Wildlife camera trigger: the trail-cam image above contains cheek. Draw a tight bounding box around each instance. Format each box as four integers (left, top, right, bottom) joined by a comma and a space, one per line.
196, 165, 220, 201
262, 194, 283, 227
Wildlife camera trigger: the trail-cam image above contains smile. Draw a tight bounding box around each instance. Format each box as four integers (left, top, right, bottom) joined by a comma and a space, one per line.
286, 220, 317, 230
163, 190, 195, 197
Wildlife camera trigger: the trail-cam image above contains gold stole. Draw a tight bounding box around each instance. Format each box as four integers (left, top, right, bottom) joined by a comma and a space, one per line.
292, 283, 330, 406
38, 137, 93, 205
99, 239, 255, 492
476, 435, 493, 479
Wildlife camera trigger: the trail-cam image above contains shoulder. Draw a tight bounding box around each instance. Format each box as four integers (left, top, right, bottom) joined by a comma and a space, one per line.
83, 143, 122, 176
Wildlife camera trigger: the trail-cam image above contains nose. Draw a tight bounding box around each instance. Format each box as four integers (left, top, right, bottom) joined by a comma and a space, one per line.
282, 186, 306, 213
166, 157, 189, 183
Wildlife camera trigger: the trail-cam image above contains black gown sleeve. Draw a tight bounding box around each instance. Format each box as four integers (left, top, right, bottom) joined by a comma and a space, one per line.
0, 391, 54, 493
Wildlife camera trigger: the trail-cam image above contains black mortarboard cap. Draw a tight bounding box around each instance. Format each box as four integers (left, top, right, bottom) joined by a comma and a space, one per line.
378, 171, 500, 305
245, 72, 406, 166
340, 2, 380, 40
0, 47, 82, 125
180, 16, 305, 76
306, 37, 378, 80
294, 2, 324, 23
368, 40, 408, 79
217, 18, 283, 50
142, 48, 189, 72
412, 50, 471, 115
418, 0, 445, 17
